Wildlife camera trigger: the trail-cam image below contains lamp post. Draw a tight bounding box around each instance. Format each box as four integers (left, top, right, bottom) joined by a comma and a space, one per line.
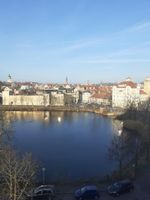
134, 138, 140, 178
132, 163, 136, 179
42, 167, 46, 185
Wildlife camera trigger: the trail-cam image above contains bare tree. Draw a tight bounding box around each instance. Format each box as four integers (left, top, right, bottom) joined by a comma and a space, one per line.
0, 145, 38, 200
113, 99, 150, 179
108, 134, 126, 179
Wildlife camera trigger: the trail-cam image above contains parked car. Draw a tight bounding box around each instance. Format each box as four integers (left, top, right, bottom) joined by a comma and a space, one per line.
27, 195, 52, 200
107, 179, 134, 196
75, 185, 100, 200
26, 185, 55, 200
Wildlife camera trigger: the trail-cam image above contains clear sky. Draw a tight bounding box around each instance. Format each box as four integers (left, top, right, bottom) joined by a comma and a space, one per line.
0, 0, 150, 83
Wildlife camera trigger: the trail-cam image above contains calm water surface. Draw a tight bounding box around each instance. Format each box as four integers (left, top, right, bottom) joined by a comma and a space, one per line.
8, 111, 118, 182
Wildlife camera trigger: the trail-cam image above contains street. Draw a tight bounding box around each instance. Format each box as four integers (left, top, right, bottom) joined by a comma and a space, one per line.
55, 181, 150, 200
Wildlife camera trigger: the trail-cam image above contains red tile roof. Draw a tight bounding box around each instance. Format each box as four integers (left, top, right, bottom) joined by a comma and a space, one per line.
140, 90, 147, 95
119, 81, 137, 88
91, 92, 111, 99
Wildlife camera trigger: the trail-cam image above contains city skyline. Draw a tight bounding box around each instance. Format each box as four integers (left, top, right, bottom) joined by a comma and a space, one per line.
4, 74, 149, 84
0, 0, 150, 83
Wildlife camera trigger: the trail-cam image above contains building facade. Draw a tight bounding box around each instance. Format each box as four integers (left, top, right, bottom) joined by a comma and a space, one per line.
112, 79, 149, 108
2, 89, 64, 106
144, 78, 150, 96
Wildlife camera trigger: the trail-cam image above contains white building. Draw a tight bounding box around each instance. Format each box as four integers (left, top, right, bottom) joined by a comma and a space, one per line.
82, 91, 91, 103
112, 79, 149, 108
144, 78, 150, 96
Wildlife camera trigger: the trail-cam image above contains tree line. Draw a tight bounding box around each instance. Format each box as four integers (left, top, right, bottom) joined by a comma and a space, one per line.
109, 99, 150, 180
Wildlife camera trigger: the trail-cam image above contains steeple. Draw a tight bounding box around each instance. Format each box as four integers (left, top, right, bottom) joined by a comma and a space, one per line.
8, 74, 11, 79
7, 74, 13, 83
65, 76, 68, 84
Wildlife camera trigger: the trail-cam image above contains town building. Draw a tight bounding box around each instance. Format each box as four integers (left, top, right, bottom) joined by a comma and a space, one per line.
144, 78, 150, 96
81, 91, 91, 103
2, 88, 64, 106
90, 92, 111, 106
112, 78, 149, 108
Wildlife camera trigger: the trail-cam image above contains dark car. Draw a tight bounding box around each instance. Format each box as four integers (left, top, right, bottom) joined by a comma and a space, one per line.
107, 179, 134, 196
75, 185, 100, 200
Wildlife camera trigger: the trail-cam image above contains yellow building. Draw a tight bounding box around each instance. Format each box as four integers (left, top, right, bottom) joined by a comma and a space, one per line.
144, 78, 150, 96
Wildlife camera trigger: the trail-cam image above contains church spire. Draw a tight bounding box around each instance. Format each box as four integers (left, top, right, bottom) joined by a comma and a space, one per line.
65, 76, 68, 84
7, 74, 13, 83
8, 74, 11, 79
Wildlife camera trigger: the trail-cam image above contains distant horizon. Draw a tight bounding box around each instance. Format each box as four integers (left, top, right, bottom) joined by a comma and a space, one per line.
1, 75, 148, 85
1, 0, 150, 82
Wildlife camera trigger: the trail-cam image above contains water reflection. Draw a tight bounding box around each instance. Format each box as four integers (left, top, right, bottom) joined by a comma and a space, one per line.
0, 111, 14, 143
1, 111, 117, 181
111, 119, 124, 135
4, 111, 65, 124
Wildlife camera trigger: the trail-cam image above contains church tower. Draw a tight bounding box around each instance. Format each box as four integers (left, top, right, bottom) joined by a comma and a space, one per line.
7, 74, 13, 84
65, 76, 68, 85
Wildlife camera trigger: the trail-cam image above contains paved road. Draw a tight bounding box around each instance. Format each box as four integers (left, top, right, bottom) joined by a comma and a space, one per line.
136, 167, 150, 196
55, 181, 150, 200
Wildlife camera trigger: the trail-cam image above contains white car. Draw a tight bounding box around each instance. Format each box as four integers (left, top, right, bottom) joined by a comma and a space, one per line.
34, 185, 55, 196
27, 185, 55, 200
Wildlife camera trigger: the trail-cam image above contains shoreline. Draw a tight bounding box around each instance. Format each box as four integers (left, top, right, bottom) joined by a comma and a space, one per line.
0, 105, 123, 117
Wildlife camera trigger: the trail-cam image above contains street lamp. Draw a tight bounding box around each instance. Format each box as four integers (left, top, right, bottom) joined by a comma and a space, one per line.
42, 167, 46, 185
132, 163, 136, 179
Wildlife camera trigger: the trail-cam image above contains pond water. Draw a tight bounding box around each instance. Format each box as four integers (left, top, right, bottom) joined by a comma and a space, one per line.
6, 111, 118, 182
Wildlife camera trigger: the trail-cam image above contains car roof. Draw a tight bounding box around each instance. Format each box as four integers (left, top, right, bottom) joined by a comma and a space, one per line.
82, 185, 98, 190
118, 179, 132, 184
31, 195, 50, 200
34, 185, 54, 192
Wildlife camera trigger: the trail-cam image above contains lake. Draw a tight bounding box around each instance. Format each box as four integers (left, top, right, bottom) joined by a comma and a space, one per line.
5, 111, 118, 182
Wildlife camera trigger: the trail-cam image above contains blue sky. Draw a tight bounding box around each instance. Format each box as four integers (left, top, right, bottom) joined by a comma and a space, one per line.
0, 0, 150, 83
